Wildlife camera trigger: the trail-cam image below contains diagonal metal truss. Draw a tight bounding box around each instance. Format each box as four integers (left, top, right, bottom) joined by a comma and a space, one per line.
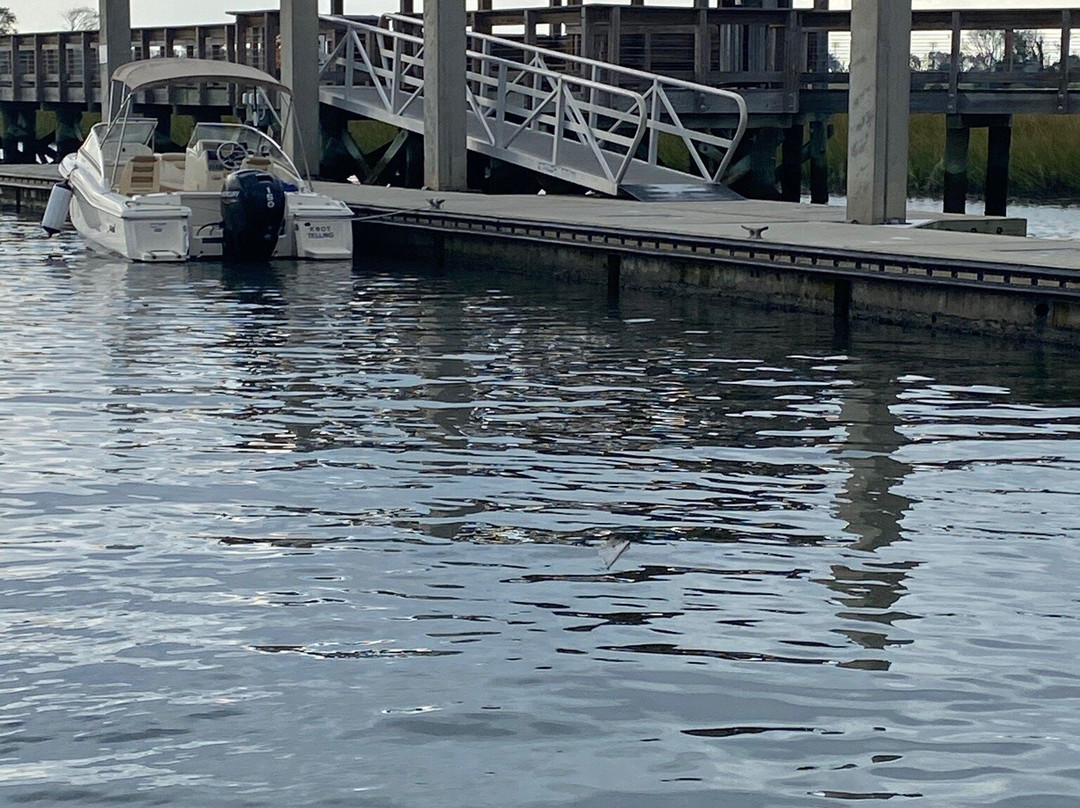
319, 13, 747, 197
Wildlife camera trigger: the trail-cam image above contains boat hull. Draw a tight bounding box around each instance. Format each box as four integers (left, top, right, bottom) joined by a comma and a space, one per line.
284, 193, 355, 260
63, 174, 353, 263
68, 194, 190, 262
62, 155, 190, 262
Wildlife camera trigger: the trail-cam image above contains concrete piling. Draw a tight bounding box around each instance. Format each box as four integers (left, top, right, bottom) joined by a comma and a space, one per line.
422, 0, 468, 191
98, 0, 132, 122
845, 0, 912, 225
280, 0, 321, 175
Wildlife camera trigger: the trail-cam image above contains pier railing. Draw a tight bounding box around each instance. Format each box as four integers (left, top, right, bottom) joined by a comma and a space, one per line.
4, 5, 1080, 119
320, 14, 650, 190
378, 12, 747, 184
467, 5, 1080, 116
319, 13, 747, 192
0, 25, 236, 106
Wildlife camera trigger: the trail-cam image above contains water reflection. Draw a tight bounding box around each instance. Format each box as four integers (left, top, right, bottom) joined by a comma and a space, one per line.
2, 222, 1079, 807
826, 373, 918, 657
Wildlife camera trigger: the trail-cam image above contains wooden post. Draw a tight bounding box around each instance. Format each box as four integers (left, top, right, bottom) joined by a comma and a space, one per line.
985, 117, 1012, 217
811, 0, 828, 74
809, 117, 829, 204
58, 34, 70, 103
779, 123, 803, 202
81, 31, 94, 108
524, 9, 537, 47
580, 6, 592, 61
196, 27, 208, 107
1060, 11, 1071, 112
232, 16, 245, 65
808, 0, 830, 204
782, 8, 800, 113
12, 36, 24, 100
265, 11, 280, 76
948, 11, 961, 114
33, 35, 45, 112
609, 7, 622, 66
164, 27, 177, 106
943, 114, 969, 214
694, 9, 710, 84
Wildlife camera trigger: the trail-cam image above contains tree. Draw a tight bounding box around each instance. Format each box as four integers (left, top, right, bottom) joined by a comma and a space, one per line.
0, 7, 16, 34
62, 6, 99, 31
964, 29, 1005, 71
1013, 29, 1046, 71
926, 51, 952, 71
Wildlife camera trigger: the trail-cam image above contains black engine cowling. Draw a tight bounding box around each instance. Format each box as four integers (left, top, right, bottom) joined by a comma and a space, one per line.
220, 169, 286, 262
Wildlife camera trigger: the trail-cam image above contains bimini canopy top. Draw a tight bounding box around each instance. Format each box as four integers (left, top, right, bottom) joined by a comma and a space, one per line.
110, 58, 289, 94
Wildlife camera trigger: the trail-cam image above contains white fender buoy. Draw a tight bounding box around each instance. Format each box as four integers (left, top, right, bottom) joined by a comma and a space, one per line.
41, 181, 73, 237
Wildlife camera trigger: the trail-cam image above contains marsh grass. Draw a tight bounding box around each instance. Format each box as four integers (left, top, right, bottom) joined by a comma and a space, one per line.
824, 114, 1080, 204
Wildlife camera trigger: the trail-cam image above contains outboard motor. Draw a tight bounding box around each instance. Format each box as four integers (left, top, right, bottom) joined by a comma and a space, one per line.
220, 169, 286, 262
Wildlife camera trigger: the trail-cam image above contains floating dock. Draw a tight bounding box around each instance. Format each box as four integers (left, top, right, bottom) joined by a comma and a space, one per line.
4, 164, 1080, 343
324, 182, 1080, 344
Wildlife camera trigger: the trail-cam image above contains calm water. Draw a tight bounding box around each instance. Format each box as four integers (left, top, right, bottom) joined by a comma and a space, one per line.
2, 211, 1079, 808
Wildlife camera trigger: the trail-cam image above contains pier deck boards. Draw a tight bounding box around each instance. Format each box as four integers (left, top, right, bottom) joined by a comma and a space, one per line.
314, 182, 1074, 272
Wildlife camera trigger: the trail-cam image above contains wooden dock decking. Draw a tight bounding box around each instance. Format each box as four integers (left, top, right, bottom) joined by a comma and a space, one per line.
3, 164, 1080, 341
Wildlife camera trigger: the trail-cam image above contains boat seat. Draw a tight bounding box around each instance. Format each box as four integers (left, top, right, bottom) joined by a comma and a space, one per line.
158, 153, 187, 191
184, 143, 227, 192
241, 156, 273, 172
117, 154, 161, 195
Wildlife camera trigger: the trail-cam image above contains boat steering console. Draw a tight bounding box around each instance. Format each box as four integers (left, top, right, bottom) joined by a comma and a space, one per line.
216, 141, 249, 171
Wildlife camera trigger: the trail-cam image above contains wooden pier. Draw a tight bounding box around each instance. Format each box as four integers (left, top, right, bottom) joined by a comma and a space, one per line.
4, 5, 1080, 212
6, 6, 1079, 117
7, 163, 1080, 344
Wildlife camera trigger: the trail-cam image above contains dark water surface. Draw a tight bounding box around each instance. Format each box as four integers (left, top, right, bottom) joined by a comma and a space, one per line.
2, 213, 1079, 807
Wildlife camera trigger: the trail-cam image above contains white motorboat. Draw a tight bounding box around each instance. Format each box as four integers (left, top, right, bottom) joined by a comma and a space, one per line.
50, 58, 353, 262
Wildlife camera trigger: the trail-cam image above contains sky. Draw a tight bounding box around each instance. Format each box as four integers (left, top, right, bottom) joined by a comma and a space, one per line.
4, 0, 1080, 35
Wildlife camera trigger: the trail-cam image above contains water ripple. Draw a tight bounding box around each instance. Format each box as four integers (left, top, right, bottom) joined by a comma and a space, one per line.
0, 214, 1078, 806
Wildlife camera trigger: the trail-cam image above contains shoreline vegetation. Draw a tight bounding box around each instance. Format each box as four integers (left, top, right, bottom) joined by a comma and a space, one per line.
826, 114, 1080, 206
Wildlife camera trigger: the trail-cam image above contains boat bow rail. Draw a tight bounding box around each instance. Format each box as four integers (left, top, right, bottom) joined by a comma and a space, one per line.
318, 13, 747, 198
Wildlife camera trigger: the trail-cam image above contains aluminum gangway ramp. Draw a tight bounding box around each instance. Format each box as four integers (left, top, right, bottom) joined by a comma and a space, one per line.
318, 13, 747, 199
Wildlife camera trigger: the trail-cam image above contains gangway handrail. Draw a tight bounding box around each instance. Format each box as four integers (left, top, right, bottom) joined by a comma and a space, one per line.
381, 11, 747, 184
319, 14, 650, 190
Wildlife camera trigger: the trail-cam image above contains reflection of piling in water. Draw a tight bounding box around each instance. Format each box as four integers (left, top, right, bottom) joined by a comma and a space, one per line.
826, 375, 917, 652
834, 384, 910, 553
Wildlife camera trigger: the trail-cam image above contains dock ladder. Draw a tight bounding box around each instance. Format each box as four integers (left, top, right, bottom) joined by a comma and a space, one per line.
318, 13, 747, 199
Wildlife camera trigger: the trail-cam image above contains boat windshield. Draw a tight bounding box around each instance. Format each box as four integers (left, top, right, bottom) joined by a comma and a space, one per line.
187, 123, 298, 173
85, 118, 158, 179
95, 118, 157, 149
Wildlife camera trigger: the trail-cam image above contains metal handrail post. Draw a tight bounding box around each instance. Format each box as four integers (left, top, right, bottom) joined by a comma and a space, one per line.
553, 79, 566, 165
